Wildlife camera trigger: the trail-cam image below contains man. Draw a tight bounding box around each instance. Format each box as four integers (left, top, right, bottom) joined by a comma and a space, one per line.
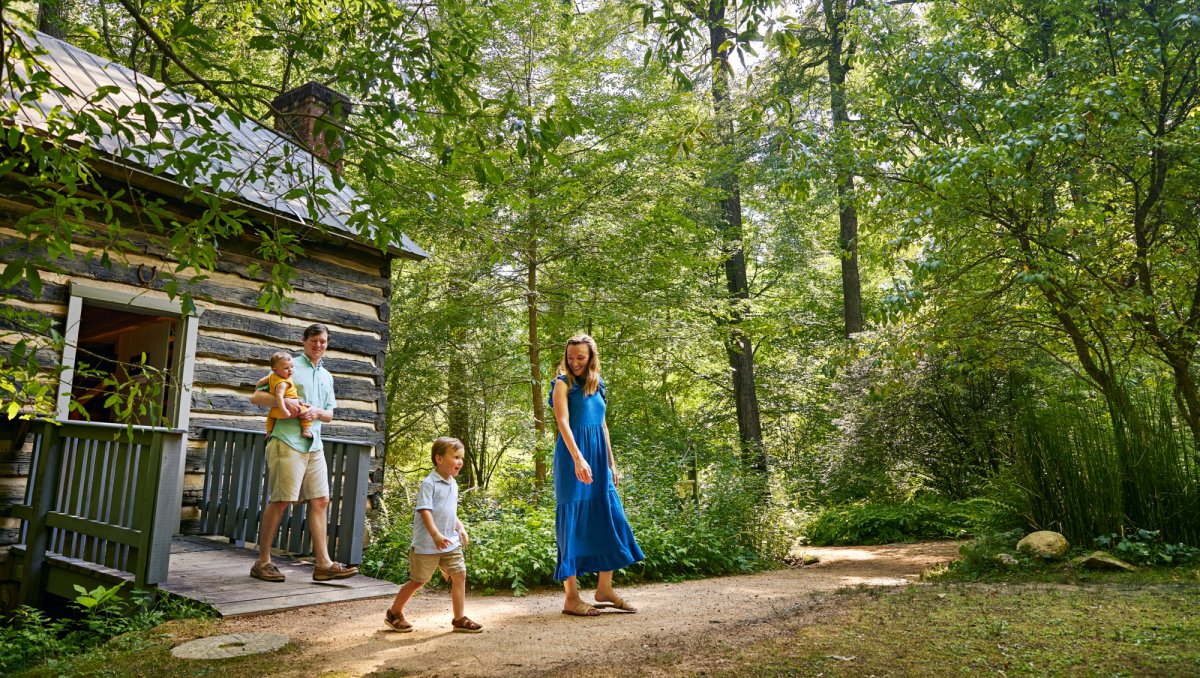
248, 323, 358, 582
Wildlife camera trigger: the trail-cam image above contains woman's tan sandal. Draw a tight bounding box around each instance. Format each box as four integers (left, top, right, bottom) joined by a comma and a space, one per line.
561, 602, 601, 617
384, 609, 413, 632
593, 594, 636, 613
452, 616, 483, 633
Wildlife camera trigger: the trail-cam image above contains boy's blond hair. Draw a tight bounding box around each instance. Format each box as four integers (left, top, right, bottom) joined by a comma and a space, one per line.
270, 351, 292, 368
431, 437, 465, 466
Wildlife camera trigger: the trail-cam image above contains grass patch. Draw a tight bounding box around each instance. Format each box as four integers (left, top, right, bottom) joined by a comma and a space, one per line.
712, 581, 1200, 677
11, 618, 304, 677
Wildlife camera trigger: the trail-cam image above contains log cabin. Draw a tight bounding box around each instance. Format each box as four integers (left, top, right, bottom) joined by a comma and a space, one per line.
0, 29, 425, 608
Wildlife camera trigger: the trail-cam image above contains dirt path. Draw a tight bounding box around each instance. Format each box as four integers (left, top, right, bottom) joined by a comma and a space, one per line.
223, 541, 960, 677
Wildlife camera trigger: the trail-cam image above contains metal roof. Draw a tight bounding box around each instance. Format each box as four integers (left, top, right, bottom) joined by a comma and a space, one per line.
4, 30, 428, 260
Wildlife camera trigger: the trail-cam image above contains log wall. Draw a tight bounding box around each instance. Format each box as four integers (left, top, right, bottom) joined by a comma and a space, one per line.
0, 190, 393, 546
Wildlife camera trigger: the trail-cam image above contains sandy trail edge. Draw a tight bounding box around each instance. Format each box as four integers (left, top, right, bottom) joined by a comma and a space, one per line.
222, 541, 960, 677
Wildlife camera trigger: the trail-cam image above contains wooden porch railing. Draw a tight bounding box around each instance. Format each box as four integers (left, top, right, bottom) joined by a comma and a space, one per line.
12, 420, 185, 605
199, 427, 370, 566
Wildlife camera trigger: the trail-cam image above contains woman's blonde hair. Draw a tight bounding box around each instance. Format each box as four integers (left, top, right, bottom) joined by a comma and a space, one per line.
431, 436, 465, 465
557, 334, 600, 396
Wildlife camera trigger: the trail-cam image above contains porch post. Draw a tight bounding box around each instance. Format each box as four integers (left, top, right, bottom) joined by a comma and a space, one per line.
20, 423, 62, 607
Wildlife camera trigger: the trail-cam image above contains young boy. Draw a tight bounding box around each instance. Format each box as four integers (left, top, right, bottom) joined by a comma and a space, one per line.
257, 352, 312, 439
384, 437, 483, 633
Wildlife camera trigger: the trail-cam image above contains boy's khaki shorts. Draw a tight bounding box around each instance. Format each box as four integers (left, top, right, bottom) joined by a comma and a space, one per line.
409, 546, 466, 584
266, 438, 329, 503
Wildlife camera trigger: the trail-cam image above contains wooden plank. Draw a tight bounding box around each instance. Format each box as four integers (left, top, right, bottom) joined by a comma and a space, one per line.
345, 442, 369, 566
44, 513, 140, 546
190, 393, 378, 423
200, 431, 220, 534
188, 418, 383, 445
84, 438, 107, 563
213, 587, 395, 617
194, 336, 381, 377
0, 216, 391, 296
97, 441, 122, 568
0, 236, 388, 332
61, 436, 87, 558
132, 433, 163, 587
148, 431, 184, 583
190, 363, 378, 401
198, 311, 384, 356
19, 424, 61, 607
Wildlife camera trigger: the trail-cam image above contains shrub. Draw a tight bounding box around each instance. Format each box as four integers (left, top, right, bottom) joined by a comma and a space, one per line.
804, 497, 1018, 546
360, 513, 415, 583
1094, 529, 1200, 567
466, 503, 559, 595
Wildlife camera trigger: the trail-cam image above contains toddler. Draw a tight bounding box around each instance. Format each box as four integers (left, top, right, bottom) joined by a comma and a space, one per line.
258, 351, 312, 438
384, 437, 482, 633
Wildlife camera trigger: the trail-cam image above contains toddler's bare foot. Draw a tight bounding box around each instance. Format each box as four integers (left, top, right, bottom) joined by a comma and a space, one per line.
302, 430, 314, 439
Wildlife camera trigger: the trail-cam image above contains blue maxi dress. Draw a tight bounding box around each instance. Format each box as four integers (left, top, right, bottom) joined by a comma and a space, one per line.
550, 375, 644, 580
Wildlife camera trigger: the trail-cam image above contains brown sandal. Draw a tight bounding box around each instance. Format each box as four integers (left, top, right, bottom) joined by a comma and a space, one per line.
384, 609, 412, 633
561, 601, 601, 617
594, 593, 636, 613
452, 615, 483, 633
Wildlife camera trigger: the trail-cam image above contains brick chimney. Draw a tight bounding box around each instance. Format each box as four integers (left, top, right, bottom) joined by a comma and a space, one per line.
271, 81, 353, 175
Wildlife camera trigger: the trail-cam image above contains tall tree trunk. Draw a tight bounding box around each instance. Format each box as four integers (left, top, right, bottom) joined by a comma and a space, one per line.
37, 0, 72, 39
527, 235, 548, 486
824, 0, 864, 337
447, 280, 474, 487
707, 2, 766, 477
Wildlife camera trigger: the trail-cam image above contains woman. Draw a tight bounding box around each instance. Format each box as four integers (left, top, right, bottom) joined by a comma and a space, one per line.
549, 334, 643, 616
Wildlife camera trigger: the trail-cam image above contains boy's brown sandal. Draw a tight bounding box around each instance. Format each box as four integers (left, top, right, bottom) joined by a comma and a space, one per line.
451, 616, 483, 633
250, 561, 285, 582
384, 609, 413, 633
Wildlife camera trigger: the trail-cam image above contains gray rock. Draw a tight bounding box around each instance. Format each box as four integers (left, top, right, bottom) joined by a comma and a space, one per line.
1017, 530, 1070, 559
994, 552, 1020, 566
1073, 551, 1138, 572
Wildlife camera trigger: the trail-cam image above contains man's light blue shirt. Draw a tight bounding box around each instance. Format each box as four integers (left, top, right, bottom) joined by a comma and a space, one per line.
411, 470, 460, 554
267, 353, 336, 453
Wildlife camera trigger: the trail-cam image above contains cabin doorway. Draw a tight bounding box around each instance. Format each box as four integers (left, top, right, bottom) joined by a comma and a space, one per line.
68, 303, 179, 427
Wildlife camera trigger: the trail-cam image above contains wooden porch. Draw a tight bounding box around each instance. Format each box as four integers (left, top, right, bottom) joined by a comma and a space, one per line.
162, 536, 394, 617
10, 421, 389, 616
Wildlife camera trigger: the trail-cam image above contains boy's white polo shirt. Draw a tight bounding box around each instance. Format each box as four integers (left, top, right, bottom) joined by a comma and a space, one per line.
411, 470, 461, 554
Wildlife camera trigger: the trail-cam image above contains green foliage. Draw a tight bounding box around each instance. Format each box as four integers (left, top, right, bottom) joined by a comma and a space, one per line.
360, 512, 415, 585
466, 504, 559, 596
0, 606, 68, 675
804, 497, 1019, 546
811, 340, 1025, 503
0, 584, 211, 675
1094, 530, 1200, 567
936, 529, 1040, 579
1013, 391, 1200, 546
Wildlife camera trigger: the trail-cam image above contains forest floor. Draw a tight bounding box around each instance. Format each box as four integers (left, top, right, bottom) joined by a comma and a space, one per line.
216, 541, 959, 676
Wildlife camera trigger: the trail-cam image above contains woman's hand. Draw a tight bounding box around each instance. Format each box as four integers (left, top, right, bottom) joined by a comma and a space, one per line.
574, 456, 593, 484
611, 466, 620, 487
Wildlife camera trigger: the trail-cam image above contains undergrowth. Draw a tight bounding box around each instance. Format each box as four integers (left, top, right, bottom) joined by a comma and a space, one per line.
0, 584, 214, 675
803, 497, 1020, 546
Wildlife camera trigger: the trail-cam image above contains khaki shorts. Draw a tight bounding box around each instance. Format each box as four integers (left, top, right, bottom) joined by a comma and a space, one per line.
266, 438, 329, 503
409, 546, 466, 583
